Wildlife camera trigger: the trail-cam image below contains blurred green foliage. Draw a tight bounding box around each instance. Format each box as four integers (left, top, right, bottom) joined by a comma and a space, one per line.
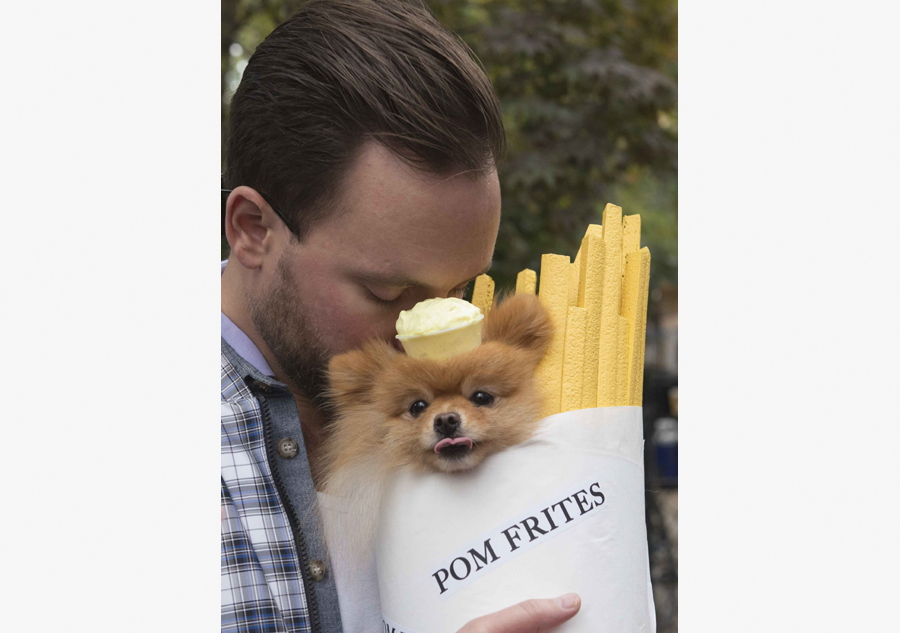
222, 0, 677, 308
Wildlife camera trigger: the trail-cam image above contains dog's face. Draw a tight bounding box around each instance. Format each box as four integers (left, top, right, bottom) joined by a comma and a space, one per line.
327, 294, 553, 473
369, 342, 545, 472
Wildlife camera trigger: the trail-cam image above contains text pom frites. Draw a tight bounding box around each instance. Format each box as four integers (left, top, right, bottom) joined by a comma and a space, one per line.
516, 205, 651, 411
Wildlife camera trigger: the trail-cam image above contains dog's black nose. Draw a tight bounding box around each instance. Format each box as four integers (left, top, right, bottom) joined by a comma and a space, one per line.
433, 412, 461, 437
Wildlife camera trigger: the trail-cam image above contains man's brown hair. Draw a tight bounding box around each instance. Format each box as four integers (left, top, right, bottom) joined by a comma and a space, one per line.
224, 0, 505, 240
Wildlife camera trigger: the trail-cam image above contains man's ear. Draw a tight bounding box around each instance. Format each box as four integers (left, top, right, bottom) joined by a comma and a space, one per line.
482, 294, 554, 361
326, 339, 399, 404
224, 186, 285, 270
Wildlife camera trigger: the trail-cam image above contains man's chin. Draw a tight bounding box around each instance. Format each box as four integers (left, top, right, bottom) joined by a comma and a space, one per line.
276, 351, 329, 401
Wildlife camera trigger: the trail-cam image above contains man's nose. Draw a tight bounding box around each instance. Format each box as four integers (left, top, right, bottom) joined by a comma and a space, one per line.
433, 412, 461, 437
408, 287, 462, 306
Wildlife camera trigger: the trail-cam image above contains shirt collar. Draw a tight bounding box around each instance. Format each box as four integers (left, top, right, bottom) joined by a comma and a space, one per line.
221, 260, 275, 377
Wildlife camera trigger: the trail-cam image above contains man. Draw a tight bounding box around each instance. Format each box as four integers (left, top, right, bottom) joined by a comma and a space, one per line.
221, 1, 581, 631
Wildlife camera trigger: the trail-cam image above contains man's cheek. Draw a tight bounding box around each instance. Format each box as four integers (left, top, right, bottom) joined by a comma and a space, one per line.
318, 296, 386, 353
343, 312, 395, 350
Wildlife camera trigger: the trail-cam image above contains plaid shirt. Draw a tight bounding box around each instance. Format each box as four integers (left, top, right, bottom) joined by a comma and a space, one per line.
221, 351, 312, 633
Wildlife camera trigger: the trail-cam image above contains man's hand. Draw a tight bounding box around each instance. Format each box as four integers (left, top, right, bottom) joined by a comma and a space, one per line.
456, 594, 581, 633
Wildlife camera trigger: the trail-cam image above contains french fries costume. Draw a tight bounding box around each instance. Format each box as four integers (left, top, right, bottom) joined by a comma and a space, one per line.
379, 206, 655, 632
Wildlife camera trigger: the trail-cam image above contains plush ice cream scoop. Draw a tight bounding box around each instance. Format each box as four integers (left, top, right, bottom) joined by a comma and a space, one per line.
395, 297, 484, 360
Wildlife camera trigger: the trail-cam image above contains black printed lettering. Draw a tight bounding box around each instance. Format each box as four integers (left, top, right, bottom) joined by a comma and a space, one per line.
572, 489, 592, 515
428, 481, 608, 597
432, 568, 450, 594
468, 539, 500, 571
541, 507, 559, 531
520, 516, 548, 542
551, 497, 576, 523
501, 524, 523, 552
589, 482, 605, 507
450, 556, 472, 581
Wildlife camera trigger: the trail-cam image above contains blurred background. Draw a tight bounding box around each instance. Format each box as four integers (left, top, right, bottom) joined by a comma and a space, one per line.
222, 0, 677, 629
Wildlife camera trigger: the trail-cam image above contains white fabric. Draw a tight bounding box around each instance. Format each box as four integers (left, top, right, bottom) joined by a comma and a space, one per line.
317, 492, 383, 633
375, 406, 655, 633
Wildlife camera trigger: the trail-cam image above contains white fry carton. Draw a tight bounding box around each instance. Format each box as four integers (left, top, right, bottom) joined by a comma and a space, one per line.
375, 406, 655, 632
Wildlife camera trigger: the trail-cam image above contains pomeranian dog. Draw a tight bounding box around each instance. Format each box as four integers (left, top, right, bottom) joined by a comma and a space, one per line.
317, 294, 553, 560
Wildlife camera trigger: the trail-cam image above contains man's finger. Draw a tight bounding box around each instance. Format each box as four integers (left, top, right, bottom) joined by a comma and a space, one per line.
458, 593, 582, 633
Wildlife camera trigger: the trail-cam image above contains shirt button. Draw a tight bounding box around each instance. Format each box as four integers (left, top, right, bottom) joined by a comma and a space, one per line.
309, 559, 327, 582
278, 438, 299, 459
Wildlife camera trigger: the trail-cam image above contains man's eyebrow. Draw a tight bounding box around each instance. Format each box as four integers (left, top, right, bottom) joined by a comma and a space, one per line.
356, 262, 493, 289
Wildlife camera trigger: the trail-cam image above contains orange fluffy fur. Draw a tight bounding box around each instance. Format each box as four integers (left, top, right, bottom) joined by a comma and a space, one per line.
318, 294, 553, 561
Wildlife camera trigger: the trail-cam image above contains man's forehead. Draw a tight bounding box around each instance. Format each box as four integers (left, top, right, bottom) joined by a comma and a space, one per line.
352, 261, 494, 290
332, 144, 499, 219
297, 142, 501, 287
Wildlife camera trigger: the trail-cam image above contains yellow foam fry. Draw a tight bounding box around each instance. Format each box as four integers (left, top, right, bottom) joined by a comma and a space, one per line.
597, 204, 623, 407
568, 261, 579, 307
621, 215, 641, 320
629, 248, 651, 406
577, 234, 589, 308
615, 316, 628, 406
515, 269, 536, 295
570, 245, 582, 308
625, 319, 637, 403
623, 214, 641, 266
471, 274, 495, 317
560, 307, 586, 413
536, 254, 570, 418
580, 232, 605, 409
621, 251, 642, 400
577, 224, 603, 308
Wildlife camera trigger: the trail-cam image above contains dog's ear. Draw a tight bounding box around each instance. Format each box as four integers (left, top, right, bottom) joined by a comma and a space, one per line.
327, 339, 398, 403
482, 294, 553, 361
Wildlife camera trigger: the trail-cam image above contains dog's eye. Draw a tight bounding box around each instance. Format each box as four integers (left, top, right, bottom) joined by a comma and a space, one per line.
471, 391, 494, 406
409, 400, 428, 417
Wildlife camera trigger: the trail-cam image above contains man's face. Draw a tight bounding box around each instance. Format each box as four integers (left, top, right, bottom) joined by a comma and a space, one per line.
249, 143, 501, 401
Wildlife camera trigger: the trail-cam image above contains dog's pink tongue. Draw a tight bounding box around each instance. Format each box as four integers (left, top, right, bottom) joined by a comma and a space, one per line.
434, 437, 474, 453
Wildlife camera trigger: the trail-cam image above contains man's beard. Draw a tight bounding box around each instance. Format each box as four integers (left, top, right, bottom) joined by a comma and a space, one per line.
248, 251, 331, 406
